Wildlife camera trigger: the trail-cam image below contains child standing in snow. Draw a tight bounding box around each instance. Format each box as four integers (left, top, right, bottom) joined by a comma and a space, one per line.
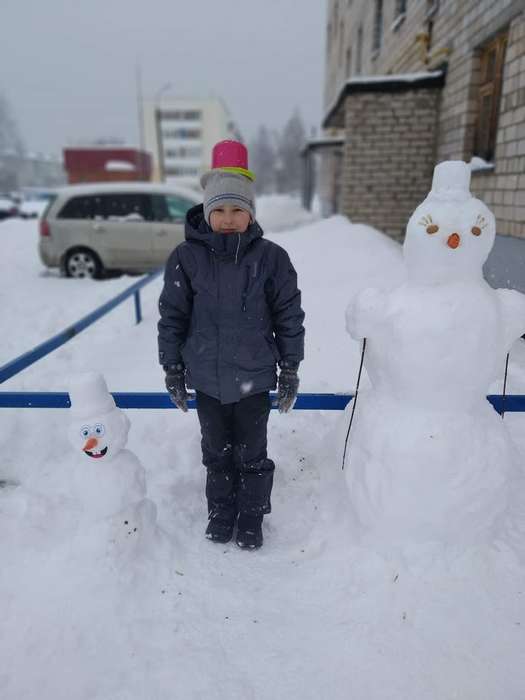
158, 140, 305, 549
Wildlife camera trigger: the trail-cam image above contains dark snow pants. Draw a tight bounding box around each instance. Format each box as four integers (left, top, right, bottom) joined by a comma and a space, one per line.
195, 391, 275, 519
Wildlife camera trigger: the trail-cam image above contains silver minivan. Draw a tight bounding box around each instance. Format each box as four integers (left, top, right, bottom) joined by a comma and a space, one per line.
38, 182, 201, 278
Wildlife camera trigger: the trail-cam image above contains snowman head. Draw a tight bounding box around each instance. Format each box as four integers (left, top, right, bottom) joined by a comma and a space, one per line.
403, 161, 496, 284
67, 372, 130, 462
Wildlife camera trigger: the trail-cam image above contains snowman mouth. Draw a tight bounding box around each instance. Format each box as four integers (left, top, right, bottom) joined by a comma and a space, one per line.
84, 446, 108, 459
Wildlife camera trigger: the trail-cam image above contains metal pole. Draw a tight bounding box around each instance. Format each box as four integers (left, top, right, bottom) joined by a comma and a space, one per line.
155, 106, 165, 183
134, 290, 142, 324
135, 61, 145, 153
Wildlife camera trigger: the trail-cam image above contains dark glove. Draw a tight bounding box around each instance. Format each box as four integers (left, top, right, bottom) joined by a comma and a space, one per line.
277, 362, 299, 414
164, 363, 188, 412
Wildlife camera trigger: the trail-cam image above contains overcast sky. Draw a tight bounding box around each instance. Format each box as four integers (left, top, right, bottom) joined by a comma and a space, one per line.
2, 0, 326, 157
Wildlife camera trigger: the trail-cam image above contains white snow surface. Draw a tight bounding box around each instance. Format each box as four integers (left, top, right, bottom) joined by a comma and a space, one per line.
1, 198, 525, 700
104, 160, 137, 172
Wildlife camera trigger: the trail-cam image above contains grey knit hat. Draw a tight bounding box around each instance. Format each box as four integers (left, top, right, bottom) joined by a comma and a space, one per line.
201, 170, 256, 225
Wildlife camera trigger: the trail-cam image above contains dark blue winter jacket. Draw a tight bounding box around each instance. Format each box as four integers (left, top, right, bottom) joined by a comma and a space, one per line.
158, 204, 305, 404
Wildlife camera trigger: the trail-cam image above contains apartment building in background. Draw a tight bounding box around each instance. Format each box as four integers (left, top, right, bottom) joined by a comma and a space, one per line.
142, 97, 241, 186
311, 0, 525, 242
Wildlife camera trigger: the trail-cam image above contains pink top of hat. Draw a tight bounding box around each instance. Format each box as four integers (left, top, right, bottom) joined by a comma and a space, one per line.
211, 140, 249, 170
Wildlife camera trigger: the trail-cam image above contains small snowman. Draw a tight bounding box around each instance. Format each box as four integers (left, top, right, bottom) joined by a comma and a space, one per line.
345, 161, 525, 549
68, 372, 157, 556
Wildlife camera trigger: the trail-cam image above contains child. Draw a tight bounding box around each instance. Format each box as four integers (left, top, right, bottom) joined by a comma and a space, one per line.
158, 140, 305, 549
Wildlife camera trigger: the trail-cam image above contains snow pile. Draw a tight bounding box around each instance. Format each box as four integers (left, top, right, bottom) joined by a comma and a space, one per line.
1, 192, 525, 699
257, 194, 318, 232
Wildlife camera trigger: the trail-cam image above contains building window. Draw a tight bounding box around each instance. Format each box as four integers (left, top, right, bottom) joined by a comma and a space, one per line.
162, 127, 201, 140
372, 0, 383, 54
161, 110, 201, 121
395, 0, 407, 18
164, 146, 201, 159
356, 25, 363, 74
426, 0, 439, 19
346, 46, 352, 77
165, 166, 199, 177
473, 30, 508, 162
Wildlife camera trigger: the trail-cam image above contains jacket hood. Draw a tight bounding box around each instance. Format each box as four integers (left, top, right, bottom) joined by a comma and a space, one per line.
185, 204, 264, 260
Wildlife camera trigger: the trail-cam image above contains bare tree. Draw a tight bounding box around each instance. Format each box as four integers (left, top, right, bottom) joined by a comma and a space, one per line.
277, 109, 306, 195
0, 94, 25, 191
249, 125, 276, 195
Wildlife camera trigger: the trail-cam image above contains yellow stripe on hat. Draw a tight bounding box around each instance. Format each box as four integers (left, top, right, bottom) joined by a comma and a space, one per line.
218, 166, 256, 182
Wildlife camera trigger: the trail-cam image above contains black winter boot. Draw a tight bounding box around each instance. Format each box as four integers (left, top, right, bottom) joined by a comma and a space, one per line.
205, 509, 235, 543
236, 513, 263, 549
205, 467, 236, 543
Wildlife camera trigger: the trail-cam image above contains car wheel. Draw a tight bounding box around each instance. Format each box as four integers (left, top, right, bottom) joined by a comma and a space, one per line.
64, 248, 103, 279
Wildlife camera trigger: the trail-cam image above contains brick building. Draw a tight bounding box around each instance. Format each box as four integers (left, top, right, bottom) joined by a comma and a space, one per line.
63, 147, 152, 184
315, 0, 525, 241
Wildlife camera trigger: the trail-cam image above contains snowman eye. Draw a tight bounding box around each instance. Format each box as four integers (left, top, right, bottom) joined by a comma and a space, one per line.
93, 424, 105, 437
426, 225, 439, 234
80, 425, 91, 439
471, 226, 482, 236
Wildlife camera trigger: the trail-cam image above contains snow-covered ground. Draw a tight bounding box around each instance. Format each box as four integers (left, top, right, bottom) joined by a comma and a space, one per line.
1, 200, 525, 699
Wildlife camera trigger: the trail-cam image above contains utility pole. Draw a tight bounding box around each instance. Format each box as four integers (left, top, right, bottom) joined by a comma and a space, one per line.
135, 61, 145, 153
154, 83, 172, 183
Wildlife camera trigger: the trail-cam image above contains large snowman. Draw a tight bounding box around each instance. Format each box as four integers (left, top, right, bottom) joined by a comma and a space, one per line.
345, 161, 525, 549
68, 372, 157, 555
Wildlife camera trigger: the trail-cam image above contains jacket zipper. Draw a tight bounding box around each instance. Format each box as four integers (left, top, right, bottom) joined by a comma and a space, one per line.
241, 261, 258, 312
242, 264, 249, 311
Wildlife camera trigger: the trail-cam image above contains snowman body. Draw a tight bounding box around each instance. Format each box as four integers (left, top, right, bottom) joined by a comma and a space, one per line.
345, 162, 525, 546
67, 373, 158, 554
70, 447, 146, 523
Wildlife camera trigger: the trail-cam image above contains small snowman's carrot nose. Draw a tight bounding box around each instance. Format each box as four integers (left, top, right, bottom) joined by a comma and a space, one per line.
447, 233, 461, 249
83, 437, 98, 451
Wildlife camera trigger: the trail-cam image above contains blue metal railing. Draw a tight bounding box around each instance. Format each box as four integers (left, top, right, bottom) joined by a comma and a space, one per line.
1, 392, 524, 413
0, 270, 162, 385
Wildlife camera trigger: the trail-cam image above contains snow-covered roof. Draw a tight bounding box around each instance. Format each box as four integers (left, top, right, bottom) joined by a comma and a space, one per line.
53, 181, 202, 203
323, 70, 445, 129
301, 136, 345, 155
104, 160, 137, 172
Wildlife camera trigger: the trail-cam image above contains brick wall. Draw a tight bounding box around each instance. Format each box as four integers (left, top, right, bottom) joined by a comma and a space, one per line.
341, 85, 440, 240
324, 0, 525, 239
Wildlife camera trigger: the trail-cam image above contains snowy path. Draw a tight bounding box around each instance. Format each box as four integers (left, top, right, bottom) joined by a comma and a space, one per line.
1, 204, 525, 699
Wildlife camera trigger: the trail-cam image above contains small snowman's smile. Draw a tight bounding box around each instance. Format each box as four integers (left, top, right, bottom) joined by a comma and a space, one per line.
84, 445, 108, 459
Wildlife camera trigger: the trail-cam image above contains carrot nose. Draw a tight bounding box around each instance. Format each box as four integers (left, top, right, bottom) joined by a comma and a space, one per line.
447, 233, 461, 249
83, 437, 98, 451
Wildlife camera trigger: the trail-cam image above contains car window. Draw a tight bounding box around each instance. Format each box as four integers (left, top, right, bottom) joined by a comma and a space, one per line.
58, 195, 100, 219
151, 194, 194, 222
100, 193, 152, 222
165, 195, 194, 221
41, 194, 58, 219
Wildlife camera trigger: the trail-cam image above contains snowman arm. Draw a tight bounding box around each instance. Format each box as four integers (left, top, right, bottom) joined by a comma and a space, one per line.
346, 288, 384, 340
158, 248, 194, 366
496, 289, 525, 351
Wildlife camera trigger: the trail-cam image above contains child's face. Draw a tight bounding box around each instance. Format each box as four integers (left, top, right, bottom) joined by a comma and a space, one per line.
209, 205, 251, 234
